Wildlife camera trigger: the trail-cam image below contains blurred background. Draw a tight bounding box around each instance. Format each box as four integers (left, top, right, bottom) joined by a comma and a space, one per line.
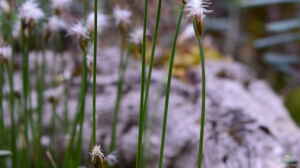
1, 0, 300, 167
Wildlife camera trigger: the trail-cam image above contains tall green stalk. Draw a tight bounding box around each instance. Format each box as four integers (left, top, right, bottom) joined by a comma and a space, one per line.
64, 46, 88, 167
74, 47, 89, 166
92, 0, 98, 147
136, 0, 149, 167
193, 21, 207, 168
6, 62, 17, 168
21, 32, 30, 146
35, 55, 46, 168
158, 5, 185, 168
141, 0, 163, 166
142, 0, 163, 132
110, 37, 129, 152
0, 64, 5, 146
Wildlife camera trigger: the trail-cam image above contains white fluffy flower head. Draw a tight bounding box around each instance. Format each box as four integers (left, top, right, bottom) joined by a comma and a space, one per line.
48, 16, 67, 32
51, 0, 71, 10
91, 145, 105, 163
0, 0, 10, 13
185, 0, 212, 20
0, 46, 12, 59
69, 22, 89, 39
19, 0, 44, 23
113, 6, 132, 25
129, 27, 146, 44
87, 12, 109, 33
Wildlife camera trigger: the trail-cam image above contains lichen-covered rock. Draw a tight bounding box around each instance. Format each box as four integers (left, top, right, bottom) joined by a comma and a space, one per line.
4, 48, 299, 168
78, 48, 300, 168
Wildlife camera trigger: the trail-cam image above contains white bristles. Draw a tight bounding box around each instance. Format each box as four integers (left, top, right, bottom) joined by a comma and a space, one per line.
185, 0, 212, 20
113, 6, 132, 25
69, 22, 89, 39
48, 16, 67, 32
19, 0, 44, 23
0, 0, 10, 13
0, 46, 12, 59
91, 145, 105, 163
51, 0, 72, 10
87, 12, 109, 33
129, 27, 145, 44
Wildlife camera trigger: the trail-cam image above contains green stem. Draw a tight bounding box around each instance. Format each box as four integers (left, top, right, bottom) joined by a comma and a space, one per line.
21, 32, 30, 146
92, 0, 98, 147
0, 64, 5, 147
158, 5, 185, 168
64, 83, 69, 133
110, 37, 129, 152
136, 0, 149, 167
141, 0, 163, 165
36, 55, 46, 168
75, 47, 89, 166
5, 62, 17, 168
193, 23, 206, 168
65, 46, 89, 167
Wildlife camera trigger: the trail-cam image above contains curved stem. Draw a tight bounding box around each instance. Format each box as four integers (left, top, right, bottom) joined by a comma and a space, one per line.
193, 21, 207, 168
158, 5, 185, 168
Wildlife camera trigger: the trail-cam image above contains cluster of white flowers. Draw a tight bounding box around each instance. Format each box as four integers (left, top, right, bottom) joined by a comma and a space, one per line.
185, 0, 212, 20
129, 27, 145, 44
87, 12, 109, 33
69, 22, 89, 39
51, 0, 72, 10
19, 0, 44, 23
48, 16, 67, 32
113, 6, 132, 25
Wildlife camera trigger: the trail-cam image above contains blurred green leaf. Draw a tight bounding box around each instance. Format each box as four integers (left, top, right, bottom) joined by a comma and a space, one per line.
285, 88, 300, 126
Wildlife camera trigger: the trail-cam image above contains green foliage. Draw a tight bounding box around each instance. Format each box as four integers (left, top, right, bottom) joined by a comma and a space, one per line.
285, 88, 300, 126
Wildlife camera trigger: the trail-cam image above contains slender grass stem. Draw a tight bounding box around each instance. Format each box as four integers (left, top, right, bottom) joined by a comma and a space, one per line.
193, 22, 206, 168
35, 55, 46, 168
110, 37, 129, 152
158, 5, 185, 168
65, 46, 89, 167
63, 82, 69, 133
0, 64, 5, 146
92, 0, 98, 147
21, 32, 30, 146
141, 0, 163, 165
75, 47, 89, 165
136, 0, 149, 167
5, 62, 17, 168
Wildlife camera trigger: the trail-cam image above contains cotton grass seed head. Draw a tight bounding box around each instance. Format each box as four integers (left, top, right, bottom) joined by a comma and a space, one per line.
0, 46, 12, 64
0, 0, 10, 14
185, 0, 211, 20
19, 0, 44, 24
87, 12, 109, 33
113, 6, 132, 26
51, 0, 71, 10
91, 145, 105, 164
129, 27, 146, 45
185, 0, 212, 37
48, 16, 67, 33
69, 22, 89, 39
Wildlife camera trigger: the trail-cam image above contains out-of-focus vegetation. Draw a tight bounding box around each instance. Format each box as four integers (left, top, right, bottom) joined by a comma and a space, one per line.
1, 0, 300, 167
